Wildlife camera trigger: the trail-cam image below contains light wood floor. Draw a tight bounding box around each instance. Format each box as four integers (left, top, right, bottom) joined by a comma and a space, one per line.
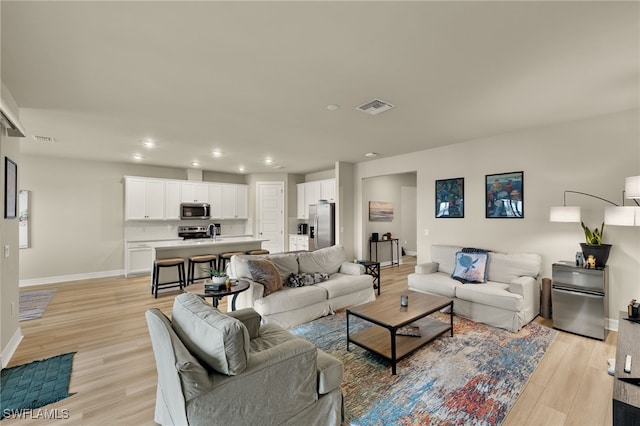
5, 256, 616, 425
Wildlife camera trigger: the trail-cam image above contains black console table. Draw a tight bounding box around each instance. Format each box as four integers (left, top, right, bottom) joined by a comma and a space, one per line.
369, 238, 400, 268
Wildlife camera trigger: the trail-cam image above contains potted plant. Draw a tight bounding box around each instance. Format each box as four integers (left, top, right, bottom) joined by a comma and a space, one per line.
210, 268, 228, 285
580, 221, 612, 267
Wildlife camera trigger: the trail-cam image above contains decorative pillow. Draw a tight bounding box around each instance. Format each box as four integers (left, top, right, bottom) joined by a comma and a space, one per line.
247, 258, 283, 296
451, 251, 489, 283
285, 272, 330, 288
171, 293, 249, 376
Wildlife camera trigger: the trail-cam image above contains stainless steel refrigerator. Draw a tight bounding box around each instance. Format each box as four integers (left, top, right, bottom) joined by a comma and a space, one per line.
309, 203, 335, 250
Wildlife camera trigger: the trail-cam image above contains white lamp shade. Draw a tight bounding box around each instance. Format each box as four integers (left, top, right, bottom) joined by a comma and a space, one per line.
550, 206, 581, 222
625, 176, 640, 198
604, 206, 640, 226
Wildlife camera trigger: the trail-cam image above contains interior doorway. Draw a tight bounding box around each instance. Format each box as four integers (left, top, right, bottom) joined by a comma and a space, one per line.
362, 172, 417, 264
256, 182, 285, 253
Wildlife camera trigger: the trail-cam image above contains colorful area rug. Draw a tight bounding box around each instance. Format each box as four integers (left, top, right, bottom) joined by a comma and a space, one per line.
19, 290, 56, 321
290, 312, 557, 425
0, 353, 75, 419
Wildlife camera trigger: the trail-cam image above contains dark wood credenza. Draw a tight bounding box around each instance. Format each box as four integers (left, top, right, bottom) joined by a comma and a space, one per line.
613, 311, 640, 424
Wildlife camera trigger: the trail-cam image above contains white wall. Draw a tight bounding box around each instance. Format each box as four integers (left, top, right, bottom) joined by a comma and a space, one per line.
355, 109, 640, 326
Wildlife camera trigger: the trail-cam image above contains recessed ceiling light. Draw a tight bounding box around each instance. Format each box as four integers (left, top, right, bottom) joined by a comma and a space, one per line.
365, 152, 379, 158
238, 166, 246, 172
142, 139, 155, 148
132, 154, 144, 161
264, 157, 274, 165
191, 161, 200, 167
212, 150, 222, 158
327, 104, 340, 111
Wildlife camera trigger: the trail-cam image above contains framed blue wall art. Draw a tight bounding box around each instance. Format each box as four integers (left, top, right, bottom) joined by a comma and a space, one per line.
486, 171, 524, 218
435, 177, 464, 218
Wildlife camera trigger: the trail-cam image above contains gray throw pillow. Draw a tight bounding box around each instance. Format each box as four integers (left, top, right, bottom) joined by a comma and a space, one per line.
171, 293, 249, 376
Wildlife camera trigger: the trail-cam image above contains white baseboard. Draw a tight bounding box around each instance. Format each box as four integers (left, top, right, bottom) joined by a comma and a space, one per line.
19, 269, 124, 287
607, 317, 619, 332
405, 250, 417, 256
1, 327, 23, 368
380, 260, 404, 267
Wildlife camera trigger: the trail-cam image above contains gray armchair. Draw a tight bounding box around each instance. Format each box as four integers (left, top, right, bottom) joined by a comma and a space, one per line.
145, 293, 343, 425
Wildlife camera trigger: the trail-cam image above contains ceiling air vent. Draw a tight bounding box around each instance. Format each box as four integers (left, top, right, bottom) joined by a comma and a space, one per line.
33, 135, 56, 143
355, 98, 395, 116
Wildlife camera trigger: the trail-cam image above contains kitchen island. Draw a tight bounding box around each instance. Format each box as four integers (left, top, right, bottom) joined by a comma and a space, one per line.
151, 236, 267, 285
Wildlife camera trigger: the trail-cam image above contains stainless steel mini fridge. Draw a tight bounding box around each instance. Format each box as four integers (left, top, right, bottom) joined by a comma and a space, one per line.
551, 261, 608, 340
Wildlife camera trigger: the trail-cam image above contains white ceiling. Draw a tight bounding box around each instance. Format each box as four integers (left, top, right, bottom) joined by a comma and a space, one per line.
2, 1, 638, 175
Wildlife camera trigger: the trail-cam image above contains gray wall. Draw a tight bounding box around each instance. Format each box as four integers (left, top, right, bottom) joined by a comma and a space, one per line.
0, 86, 22, 366
355, 109, 640, 327
17, 157, 252, 283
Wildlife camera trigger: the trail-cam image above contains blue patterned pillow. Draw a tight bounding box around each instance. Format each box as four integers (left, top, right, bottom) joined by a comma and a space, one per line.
451, 251, 488, 284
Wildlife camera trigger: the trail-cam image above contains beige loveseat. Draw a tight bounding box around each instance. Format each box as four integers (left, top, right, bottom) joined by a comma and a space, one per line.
229, 245, 376, 329
146, 293, 343, 426
408, 244, 541, 332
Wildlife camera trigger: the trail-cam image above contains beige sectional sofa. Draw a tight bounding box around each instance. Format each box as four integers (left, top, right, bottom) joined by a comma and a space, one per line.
408, 244, 541, 332
229, 245, 376, 329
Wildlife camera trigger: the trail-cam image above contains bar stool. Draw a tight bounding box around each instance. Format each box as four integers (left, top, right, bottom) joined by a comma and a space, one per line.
187, 254, 218, 286
218, 251, 245, 273
246, 249, 270, 256
152, 257, 186, 298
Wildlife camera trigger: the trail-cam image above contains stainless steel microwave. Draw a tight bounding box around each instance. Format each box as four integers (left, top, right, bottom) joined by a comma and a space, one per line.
180, 203, 211, 220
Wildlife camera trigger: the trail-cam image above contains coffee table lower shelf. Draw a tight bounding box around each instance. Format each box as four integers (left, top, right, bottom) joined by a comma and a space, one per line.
347, 309, 453, 375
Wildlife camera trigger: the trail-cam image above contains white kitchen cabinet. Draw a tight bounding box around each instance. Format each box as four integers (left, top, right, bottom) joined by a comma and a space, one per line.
235, 185, 248, 218
221, 184, 248, 219
164, 181, 182, 220
289, 235, 309, 251
289, 235, 298, 251
320, 178, 336, 202
296, 180, 334, 219
124, 176, 248, 221
181, 182, 210, 203
296, 235, 309, 251
305, 181, 321, 209
125, 177, 166, 220
297, 183, 306, 219
209, 184, 223, 219
125, 243, 153, 277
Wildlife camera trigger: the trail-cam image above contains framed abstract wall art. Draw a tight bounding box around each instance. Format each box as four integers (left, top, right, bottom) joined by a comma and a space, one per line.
486, 171, 524, 218
4, 157, 17, 219
435, 177, 464, 218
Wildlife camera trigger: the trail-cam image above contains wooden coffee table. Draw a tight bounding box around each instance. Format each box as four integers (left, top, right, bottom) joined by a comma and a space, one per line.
346, 290, 453, 375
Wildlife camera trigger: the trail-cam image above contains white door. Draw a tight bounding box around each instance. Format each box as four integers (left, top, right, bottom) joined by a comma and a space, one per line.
256, 182, 285, 254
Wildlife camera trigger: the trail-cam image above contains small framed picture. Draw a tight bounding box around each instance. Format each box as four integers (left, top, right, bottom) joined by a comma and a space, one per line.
435, 177, 464, 218
486, 171, 524, 218
4, 157, 17, 219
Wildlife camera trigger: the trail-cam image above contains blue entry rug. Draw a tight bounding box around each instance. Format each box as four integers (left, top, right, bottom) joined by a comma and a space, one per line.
0, 353, 75, 419
290, 312, 556, 425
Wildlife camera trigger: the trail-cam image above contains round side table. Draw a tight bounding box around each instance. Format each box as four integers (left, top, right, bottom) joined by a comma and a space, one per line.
198, 280, 250, 311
